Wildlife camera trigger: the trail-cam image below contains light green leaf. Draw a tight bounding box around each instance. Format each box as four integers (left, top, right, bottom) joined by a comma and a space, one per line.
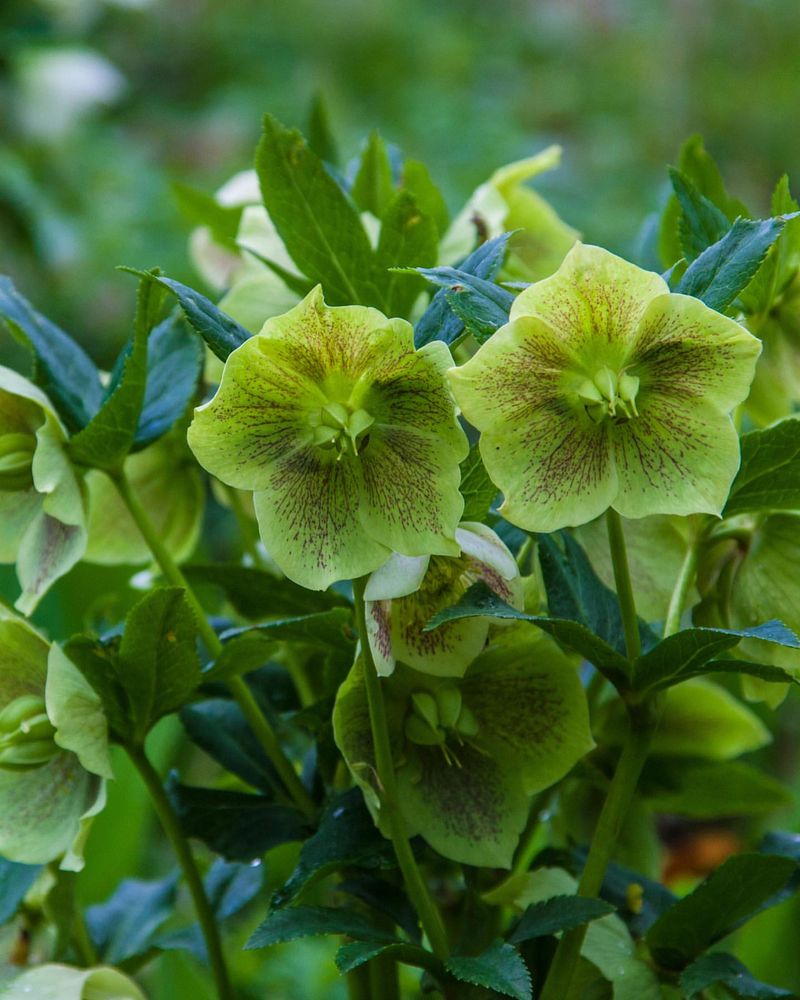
351, 131, 396, 218
374, 191, 438, 318
725, 417, 800, 515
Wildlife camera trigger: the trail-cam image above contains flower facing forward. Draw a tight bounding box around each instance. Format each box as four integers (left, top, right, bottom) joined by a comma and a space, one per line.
364, 521, 523, 677
188, 287, 468, 589
449, 244, 762, 532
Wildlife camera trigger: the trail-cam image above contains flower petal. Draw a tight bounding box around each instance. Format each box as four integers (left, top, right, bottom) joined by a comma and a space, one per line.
0, 610, 48, 701
46, 644, 112, 780
0, 489, 39, 562
15, 509, 87, 615
5, 964, 146, 1000
611, 396, 741, 519
457, 522, 519, 582
364, 553, 431, 601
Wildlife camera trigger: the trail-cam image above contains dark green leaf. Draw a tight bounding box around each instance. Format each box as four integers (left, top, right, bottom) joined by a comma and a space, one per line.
446, 941, 532, 1000
631, 621, 800, 693
681, 952, 795, 999
402, 159, 449, 235
69, 276, 165, 469
509, 896, 614, 944
246, 904, 397, 950
86, 873, 178, 964
62, 635, 132, 741
351, 131, 396, 217
459, 443, 498, 523
134, 314, 203, 446
412, 265, 514, 343
669, 167, 731, 261
676, 216, 791, 312
641, 758, 792, 818
171, 181, 243, 251
0, 858, 42, 925
306, 94, 339, 165
414, 232, 513, 347
337, 876, 420, 943
725, 418, 800, 516
335, 940, 435, 976
664, 658, 797, 688
645, 853, 798, 969
274, 789, 395, 908
0, 275, 103, 432
256, 114, 382, 308
374, 191, 438, 317
167, 777, 308, 862
740, 176, 800, 315
205, 858, 264, 920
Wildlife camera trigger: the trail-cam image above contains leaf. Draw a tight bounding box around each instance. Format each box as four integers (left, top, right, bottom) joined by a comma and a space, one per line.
631, 621, 800, 693
645, 853, 798, 969
676, 215, 791, 312
86, 872, 178, 964
402, 159, 449, 235
669, 167, 731, 261
172, 181, 243, 250
681, 952, 795, 999
725, 418, 800, 516
412, 264, 514, 342
118, 588, 202, 743
0, 858, 42, 925
334, 939, 435, 976
246, 904, 397, 950
641, 758, 793, 818
256, 114, 382, 308
128, 270, 250, 362
337, 876, 420, 943
69, 276, 164, 470
414, 231, 514, 347
205, 858, 265, 920
134, 313, 203, 447
374, 191, 438, 317
210, 608, 356, 682
590, 857, 677, 936
508, 895, 614, 944
0, 275, 104, 432
740, 175, 800, 316
445, 941, 532, 1000
62, 635, 132, 742
306, 93, 339, 165
273, 788, 395, 908
351, 131, 396, 217
167, 777, 308, 862
459, 443, 499, 522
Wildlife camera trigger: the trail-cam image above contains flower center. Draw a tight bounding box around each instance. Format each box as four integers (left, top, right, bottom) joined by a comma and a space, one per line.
309, 401, 374, 459
0, 432, 36, 492
576, 367, 640, 425
404, 686, 479, 766
0, 693, 58, 770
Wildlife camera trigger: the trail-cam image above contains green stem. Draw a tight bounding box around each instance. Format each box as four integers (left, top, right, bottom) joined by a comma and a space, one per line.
107, 467, 316, 822
351, 576, 450, 960
127, 746, 233, 1000
369, 952, 401, 1000
346, 965, 372, 1000
663, 538, 700, 639
71, 901, 98, 967
605, 508, 641, 659
510, 788, 556, 880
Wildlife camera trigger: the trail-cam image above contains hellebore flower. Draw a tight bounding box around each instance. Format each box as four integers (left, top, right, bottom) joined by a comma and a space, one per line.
439, 147, 579, 282
6, 964, 146, 1000
188, 287, 468, 590
333, 631, 594, 867
0, 367, 87, 613
364, 521, 523, 677
0, 606, 109, 867
449, 244, 761, 533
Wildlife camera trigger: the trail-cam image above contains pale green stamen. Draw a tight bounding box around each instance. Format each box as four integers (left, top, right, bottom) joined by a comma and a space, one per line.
404, 685, 481, 765
309, 401, 374, 459
576, 367, 640, 424
0, 432, 36, 492
0, 693, 57, 770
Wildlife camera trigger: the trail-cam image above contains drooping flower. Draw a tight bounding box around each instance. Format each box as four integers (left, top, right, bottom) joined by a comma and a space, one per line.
188, 287, 469, 590
364, 521, 523, 677
334, 630, 594, 867
0, 367, 88, 613
449, 244, 762, 533
0, 606, 109, 867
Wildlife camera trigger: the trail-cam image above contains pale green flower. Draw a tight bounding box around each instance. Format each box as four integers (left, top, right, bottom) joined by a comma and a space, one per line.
364, 521, 523, 677
188, 287, 468, 589
449, 244, 761, 533
0, 367, 87, 613
0, 606, 108, 867
5, 964, 146, 1000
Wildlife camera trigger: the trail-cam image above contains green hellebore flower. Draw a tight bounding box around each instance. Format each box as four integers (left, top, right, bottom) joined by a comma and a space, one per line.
188, 286, 469, 590
449, 244, 762, 533
333, 632, 594, 867
364, 521, 523, 677
0, 606, 109, 867
6, 964, 146, 1000
439, 146, 579, 281
0, 367, 88, 613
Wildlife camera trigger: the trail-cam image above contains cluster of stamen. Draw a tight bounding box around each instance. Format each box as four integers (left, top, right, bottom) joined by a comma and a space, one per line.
0, 432, 36, 492
576, 367, 640, 424
404, 686, 479, 767
0, 694, 57, 770
308, 402, 374, 459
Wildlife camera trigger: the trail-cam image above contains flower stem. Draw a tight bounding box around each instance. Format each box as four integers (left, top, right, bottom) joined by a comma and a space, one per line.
106, 467, 316, 822
605, 508, 641, 660
127, 745, 233, 1000
664, 537, 700, 638
351, 576, 450, 960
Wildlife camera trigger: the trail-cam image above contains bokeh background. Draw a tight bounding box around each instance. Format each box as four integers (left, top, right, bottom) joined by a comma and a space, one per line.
2, 0, 800, 996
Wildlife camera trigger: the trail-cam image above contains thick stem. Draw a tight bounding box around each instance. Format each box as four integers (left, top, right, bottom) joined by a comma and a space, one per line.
107, 467, 315, 821
369, 952, 401, 1000
605, 508, 641, 660
127, 746, 233, 1000
351, 576, 450, 960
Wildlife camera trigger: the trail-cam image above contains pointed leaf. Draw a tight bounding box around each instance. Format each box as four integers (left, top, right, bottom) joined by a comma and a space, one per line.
509, 895, 614, 944
374, 191, 438, 317
459, 443, 499, 522
725, 418, 800, 516
681, 952, 794, 999
669, 167, 731, 261
445, 942, 532, 1000
86, 873, 178, 964
335, 940, 435, 976
246, 904, 397, 950
412, 265, 514, 342
351, 132, 395, 217
134, 313, 203, 446
205, 858, 265, 920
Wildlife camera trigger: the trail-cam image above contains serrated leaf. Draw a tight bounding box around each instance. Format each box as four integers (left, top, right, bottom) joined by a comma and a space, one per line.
86, 872, 178, 964
509, 895, 614, 944
0, 275, 104, 432
645, 853, 798, 969
374, 191, 438, 317
676, 216, 791, 312
334, 939, 436, 976
725, 418, 800, 516
134, 313, 203, 446
459, 443, 499, 522
256, 114, 383, 308
351, 131, 396, 217
246, 904, 397, 950
337, 876, 420, 943
167, 776, 308, 862
445, 942, 532, 1000
669, 167, 731, 262
413, 264, 514, 342
681, 952, 795, 999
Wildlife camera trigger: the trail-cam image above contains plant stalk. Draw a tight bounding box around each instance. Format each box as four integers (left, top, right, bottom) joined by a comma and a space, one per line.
605, 508, 641, 660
